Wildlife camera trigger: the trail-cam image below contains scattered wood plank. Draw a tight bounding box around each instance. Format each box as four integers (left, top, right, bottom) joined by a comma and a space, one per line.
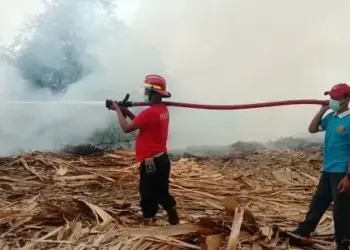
0, 149, 332, 250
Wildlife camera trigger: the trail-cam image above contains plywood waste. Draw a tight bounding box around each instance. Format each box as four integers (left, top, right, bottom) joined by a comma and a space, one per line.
0, 148, 336, 249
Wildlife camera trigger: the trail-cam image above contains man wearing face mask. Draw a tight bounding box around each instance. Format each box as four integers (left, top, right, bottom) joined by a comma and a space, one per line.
107, 74, 179, 226
291, 83, 350, 250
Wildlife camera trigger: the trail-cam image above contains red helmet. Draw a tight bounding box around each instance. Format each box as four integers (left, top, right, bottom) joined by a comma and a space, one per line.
144, 74, 171, 98
324, 83, 350, 99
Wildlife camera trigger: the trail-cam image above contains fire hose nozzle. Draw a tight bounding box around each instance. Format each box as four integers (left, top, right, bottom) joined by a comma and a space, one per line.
105, 93, 133, 110
105, 99, 115, 110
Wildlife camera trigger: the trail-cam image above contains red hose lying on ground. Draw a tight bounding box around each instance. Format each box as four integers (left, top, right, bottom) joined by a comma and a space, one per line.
130, 99, 328, 110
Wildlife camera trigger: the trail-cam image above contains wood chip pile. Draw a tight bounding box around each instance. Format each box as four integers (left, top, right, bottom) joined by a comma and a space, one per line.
0, 149, 336, 249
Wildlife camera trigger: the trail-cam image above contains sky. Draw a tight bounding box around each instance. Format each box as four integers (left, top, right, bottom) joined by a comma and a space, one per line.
1, 0, 350, 152
0, 0, 43, 46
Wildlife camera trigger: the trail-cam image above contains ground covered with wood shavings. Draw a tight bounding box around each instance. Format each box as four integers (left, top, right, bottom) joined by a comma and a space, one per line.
0, 149, 336, 249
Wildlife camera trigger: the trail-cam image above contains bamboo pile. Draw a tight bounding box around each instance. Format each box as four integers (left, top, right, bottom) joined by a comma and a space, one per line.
0, 149, 336, 249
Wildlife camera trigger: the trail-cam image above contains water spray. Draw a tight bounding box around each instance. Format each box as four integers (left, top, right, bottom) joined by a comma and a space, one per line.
1, 94, 328, 110
1, 101, 105, 105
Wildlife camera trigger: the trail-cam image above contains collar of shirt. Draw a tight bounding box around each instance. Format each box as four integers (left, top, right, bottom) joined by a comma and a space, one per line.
334, 110, 350, 118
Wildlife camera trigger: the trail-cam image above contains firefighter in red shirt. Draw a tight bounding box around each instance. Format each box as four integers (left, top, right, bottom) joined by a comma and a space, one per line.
107, 75, 179, 225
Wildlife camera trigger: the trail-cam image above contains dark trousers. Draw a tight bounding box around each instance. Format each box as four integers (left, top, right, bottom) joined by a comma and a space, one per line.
139, 153, 176, 218
297, 172, 350, 249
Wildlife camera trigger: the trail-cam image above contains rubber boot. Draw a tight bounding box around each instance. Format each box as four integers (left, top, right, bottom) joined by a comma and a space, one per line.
166, 207, 179, 225
288, 230, 313, 248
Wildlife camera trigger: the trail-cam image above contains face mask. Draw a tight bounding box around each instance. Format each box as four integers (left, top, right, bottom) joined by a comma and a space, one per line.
329, 99, 341, 111
143, 88, 152, 102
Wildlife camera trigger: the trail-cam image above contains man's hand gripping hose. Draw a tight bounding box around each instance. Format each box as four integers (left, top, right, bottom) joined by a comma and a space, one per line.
106, 93, 329, 110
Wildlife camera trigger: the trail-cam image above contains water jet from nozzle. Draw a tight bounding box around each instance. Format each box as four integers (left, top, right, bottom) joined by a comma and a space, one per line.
0, 101, 105, 105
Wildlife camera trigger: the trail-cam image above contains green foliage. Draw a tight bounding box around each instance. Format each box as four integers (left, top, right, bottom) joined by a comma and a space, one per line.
87, 121, 136, 149
9, 0, 114, 93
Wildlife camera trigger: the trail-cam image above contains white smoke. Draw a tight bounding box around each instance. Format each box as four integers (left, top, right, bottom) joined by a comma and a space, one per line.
129, 0, 350, 147
0, 0, 164, 154
1, 0, 350, 154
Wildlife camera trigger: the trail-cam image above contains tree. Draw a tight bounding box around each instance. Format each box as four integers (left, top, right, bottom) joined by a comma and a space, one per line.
1, 0, 135, 151
10, 0, 118, 93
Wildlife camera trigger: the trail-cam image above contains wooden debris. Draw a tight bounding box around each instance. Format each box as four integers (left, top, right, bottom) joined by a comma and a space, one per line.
227, 207, 244, 250
0, 149, 333, 249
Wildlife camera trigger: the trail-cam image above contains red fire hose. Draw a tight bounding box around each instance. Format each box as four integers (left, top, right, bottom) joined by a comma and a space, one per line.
130, 99, 328, 110
107, 95, 329, 110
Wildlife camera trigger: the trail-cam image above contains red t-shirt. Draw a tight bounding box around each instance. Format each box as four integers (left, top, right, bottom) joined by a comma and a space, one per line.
134, 104, 169, 162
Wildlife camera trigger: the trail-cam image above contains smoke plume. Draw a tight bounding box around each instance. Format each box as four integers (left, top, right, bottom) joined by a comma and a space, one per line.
1, 0, 350, 154
130, 0, 350, 147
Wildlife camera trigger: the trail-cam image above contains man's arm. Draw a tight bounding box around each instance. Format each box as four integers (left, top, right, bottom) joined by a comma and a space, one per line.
337, 123, 350, 192
347, 130, 350, 177
115, 106, 139, 133
115, 106, 157, 133
308, 106, 330, 133
338, 157, 350, 192
120, 107, 135, 120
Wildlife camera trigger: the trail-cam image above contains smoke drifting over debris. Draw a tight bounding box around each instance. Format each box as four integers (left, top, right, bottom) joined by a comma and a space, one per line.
1, 0, 350, 154
130, 0, 350, 147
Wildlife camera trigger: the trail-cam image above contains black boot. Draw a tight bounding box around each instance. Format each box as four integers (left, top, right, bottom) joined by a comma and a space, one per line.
142, 217, 157, 226
288, 230, 313, 248
336, 241, 349, 250
167, 207, 179, 225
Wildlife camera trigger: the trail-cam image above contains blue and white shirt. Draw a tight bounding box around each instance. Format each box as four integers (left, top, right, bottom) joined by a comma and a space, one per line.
320, 110, 350, 173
